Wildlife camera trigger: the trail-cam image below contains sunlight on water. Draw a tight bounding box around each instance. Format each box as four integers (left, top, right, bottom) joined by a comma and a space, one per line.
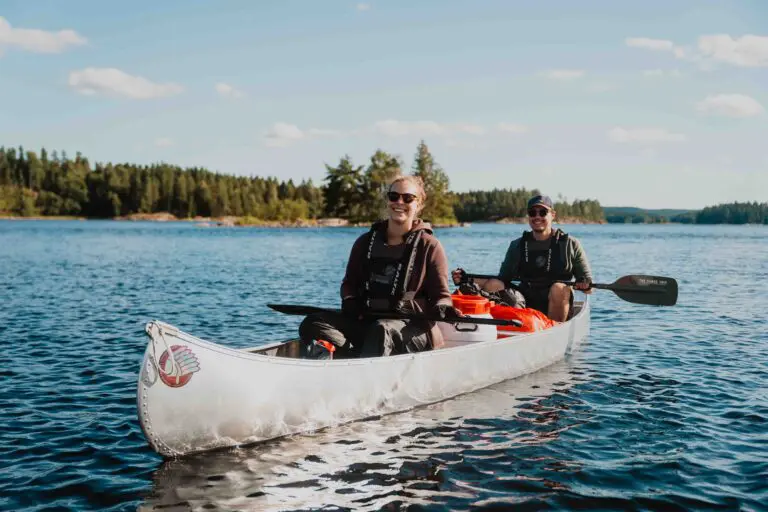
1, 221, 766, 510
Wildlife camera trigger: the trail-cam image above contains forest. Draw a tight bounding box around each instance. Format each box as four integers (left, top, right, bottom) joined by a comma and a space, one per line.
2, 143, 762, 225
0, 142, 604, 225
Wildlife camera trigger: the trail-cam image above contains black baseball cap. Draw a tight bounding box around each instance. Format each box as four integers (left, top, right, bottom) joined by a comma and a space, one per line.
527, 195, 554, 210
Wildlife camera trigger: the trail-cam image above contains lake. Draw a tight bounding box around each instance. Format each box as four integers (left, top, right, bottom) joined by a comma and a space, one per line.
1, 220, 766, 511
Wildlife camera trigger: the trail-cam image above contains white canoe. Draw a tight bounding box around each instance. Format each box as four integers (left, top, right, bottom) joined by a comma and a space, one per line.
137, 297, 590, 458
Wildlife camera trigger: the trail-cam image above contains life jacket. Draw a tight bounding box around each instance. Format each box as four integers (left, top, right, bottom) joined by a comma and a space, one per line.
359, 222, 424, 311
516, 229, 573, 288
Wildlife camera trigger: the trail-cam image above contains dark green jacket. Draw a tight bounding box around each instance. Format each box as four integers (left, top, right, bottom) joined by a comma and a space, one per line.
498, 229, 592, 283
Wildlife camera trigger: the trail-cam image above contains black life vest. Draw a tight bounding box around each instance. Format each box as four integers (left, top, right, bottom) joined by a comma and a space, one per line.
359, 223, 423, 311
516, 229, 573, 288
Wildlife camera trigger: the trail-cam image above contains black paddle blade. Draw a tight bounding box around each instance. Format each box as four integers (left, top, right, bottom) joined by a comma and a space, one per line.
597, 275, 678, 306
267, 304, 340, 316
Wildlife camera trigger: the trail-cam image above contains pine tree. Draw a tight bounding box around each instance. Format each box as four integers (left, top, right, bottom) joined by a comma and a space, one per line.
411, 140, 456, 223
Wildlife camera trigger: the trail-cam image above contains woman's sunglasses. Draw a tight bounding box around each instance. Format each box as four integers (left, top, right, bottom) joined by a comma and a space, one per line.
387, 192, 417, 204
528, 208, 550, 217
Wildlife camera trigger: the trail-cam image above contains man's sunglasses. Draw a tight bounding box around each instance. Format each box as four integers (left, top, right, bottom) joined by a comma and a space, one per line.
528, 208, 550, 217
387, 192, 417, 204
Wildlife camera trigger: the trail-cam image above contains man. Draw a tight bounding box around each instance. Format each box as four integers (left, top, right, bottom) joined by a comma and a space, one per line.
452, 194, 592, 322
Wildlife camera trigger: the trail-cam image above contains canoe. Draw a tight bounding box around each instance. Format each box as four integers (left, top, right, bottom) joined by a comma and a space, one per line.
136, 297, 590, 458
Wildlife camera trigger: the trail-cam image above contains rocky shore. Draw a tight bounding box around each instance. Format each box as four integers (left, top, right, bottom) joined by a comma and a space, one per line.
1, 211, 600, 226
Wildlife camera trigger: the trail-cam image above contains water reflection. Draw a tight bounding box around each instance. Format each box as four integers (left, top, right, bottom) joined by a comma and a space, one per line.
140, 360, 591, 511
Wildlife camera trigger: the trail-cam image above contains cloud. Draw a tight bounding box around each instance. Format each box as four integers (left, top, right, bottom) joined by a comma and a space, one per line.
264, 122, 304, 147
625, 36, 688, 62
263, 119, 528, 147
695, 94, 764, 118
625, 37, 675, 52
540, 69, 586, 80
263, 123, 346, 147
356, 3, 371, 11
607, 127, 687, 144
0, 16, 86, 54
496, 122, 528, 134
627, 33, 768, 69
372, 120, 488, 137
154, 137, 173, 147
215, 82, 245, 98
307, 128, 345, 137
697, 34, 768, 68
68, 68, 184, 99
642, 68, 682, 77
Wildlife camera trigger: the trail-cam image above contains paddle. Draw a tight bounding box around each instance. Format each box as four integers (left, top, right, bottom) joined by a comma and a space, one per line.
267, 304, 524, 327
462, 273, 678, 307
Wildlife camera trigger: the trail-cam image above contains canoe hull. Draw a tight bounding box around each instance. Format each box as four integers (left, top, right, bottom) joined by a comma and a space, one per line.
137, 298, 590, 458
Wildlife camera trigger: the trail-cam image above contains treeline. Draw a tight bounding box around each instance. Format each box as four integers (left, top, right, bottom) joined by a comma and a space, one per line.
603, 203, 768, 225
454, 188, 603, 222
0, 146, 324, 221
606, 214, 676, 224
672, 202, 768, 225
0, 142, 602, 224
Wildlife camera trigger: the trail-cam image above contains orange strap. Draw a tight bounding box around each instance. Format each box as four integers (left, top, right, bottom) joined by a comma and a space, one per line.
315, 339, 336, 353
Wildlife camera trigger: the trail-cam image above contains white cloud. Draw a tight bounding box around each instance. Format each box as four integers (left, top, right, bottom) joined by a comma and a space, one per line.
356, 3, 371, 11
496, 122, 528, 134
642, 68, 682, 77
695, 94, 765, 118
0, 16, 86, 54
264, 122, 305, 147
607, 127, 687, 144
540, 69, 586, 80
68, 68, 184, 99
372, 120, 487, 137
627, 33, 768, 69
625, 37, 688, 63
215, 82, 245, 98
154, 137, 173, 147
263, 119, 524, 147
625, 37, 675, 52
697, 34, 768, 68
374, 120, 444, 137
307, 128, 344, 137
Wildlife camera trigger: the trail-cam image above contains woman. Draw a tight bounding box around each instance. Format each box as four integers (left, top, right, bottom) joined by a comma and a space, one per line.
299, 175, 462, 359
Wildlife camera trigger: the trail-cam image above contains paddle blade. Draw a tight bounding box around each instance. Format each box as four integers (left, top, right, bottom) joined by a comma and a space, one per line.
266, 304, 340, 316
600, 275, 678, 306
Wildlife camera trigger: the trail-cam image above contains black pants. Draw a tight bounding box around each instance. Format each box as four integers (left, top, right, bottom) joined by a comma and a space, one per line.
521, 284, 574, 318
298, 311, 431, 358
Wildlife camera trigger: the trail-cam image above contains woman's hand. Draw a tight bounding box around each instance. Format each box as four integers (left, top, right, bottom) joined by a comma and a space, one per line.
434, 303, 464, 320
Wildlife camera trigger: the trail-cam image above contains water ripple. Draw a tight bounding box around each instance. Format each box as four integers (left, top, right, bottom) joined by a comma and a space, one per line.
1, 221, 766, 511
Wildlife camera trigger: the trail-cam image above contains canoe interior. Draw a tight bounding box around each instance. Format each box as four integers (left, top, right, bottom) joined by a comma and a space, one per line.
245, 301, 586, 360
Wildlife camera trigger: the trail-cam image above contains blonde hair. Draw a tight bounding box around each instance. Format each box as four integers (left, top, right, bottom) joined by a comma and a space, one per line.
388, 175, 427, 213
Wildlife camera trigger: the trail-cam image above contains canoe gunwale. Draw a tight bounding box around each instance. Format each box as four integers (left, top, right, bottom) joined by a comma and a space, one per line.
145, 298, 588, 367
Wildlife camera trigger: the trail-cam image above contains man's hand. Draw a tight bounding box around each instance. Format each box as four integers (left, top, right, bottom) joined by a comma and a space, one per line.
573, 277, 593, 295
451, 268, 467, 286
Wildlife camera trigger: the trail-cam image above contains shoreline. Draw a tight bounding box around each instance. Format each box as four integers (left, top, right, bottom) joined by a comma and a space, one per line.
0, 213, 607, 227
6, 213, 754, 226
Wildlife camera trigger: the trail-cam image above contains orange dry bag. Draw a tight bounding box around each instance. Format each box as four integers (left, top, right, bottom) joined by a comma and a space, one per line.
490, 304, 556, 332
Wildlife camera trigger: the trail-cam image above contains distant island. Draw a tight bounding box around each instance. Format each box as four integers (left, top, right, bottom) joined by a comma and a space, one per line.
603, 205, 768, 225
0, 143, 765, 225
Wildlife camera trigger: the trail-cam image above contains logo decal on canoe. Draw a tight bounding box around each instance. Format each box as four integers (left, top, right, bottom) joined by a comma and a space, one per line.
158, 345, 200, 388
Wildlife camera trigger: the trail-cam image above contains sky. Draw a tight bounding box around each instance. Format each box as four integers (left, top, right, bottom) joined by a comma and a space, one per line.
1, 0, 767, 209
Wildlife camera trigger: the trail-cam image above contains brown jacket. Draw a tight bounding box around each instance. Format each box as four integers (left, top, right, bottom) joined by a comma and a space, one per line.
340, 219, 454, 349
